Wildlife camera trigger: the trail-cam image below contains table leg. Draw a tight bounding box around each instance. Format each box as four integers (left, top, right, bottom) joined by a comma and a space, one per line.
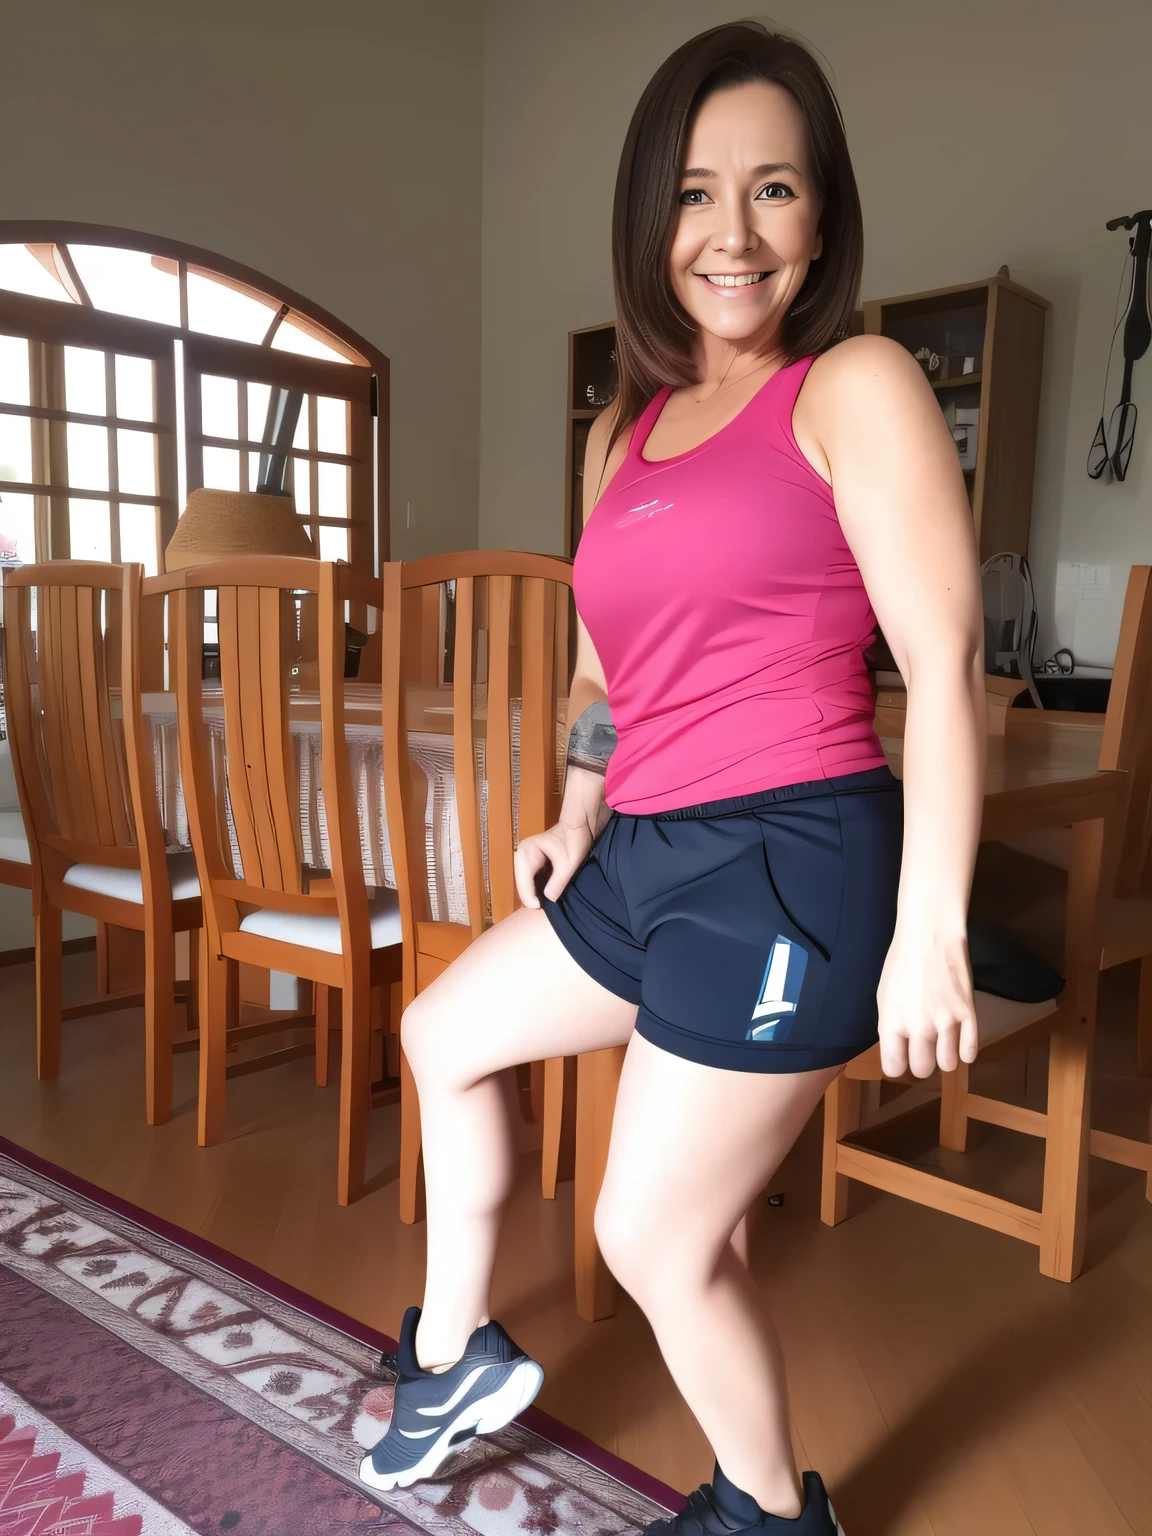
1039, 1017, 1093, 1282
575, 1045, 625, 1321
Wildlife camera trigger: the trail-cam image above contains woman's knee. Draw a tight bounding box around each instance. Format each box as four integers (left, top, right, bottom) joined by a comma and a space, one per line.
593, 1191, 692, 1296
594, 1181, 734, 1299
400, 993, 459, 1088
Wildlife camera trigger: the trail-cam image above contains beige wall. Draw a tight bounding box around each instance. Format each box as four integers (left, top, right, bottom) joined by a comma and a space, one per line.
4, 2, 1149, 656
479, 0, 1152, 666
2, 0, 485, 560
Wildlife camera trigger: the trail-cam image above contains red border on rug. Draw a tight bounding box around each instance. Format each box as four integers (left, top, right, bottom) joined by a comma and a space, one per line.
0, 1133, 685, 1513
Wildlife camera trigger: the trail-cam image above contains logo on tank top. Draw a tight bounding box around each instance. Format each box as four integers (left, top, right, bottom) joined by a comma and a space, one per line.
746, 934, 808, 1042
614, 497, 675, 529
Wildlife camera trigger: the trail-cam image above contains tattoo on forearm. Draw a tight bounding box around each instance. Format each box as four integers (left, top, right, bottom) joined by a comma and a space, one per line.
566, 700, 617, 776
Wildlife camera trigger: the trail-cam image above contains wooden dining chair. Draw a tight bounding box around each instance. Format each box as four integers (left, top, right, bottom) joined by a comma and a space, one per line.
996, 566, 1152, 1077
379, 552, 578, 1227
2, 560, 203, 1123
939, 564, 1152, 1205
822, 663, 1138, 1282
165, 555, 401, 1205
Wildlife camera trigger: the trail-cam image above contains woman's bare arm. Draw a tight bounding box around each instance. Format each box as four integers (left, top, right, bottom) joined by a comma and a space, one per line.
811, 334, 986, 1077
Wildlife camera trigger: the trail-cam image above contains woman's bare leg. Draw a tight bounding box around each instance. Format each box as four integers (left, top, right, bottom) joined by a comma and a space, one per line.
400, 904, 638, 1370
593, 1033, 839, 1520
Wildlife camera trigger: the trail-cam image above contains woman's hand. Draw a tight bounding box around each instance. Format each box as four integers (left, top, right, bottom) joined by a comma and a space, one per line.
514, 818, 597, 908
876, 924, 979, 1079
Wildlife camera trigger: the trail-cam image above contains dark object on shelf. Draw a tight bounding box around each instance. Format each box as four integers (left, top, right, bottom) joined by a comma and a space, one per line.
967, 919, 1064, 1003
1088, 208, 1151, 483
1013, 676, 1111, 713
938, 346, 981, 380
766, 1192, 785, 1208
202, 642, 220, 679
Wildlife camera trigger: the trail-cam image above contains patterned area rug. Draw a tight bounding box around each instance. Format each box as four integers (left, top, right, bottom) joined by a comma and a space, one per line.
0, 1137, 679, 1535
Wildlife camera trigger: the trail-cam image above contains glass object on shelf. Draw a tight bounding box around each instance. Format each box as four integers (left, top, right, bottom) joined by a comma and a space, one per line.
942, 400, 979, 469
585, 381, 615, 407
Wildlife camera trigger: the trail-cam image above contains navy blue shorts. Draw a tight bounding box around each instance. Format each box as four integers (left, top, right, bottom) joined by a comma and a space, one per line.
541, 765, 903, 1073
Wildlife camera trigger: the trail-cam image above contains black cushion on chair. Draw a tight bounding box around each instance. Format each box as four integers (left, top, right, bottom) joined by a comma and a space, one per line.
967, 919, 1065, 1003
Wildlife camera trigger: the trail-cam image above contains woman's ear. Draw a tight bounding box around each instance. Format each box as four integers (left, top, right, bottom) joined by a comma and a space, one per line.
812, 229, 823, 261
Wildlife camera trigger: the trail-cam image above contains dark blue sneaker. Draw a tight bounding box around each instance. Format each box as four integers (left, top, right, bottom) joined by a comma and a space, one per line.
358, 1305, 544, 1492
645, 1462, 845, 1536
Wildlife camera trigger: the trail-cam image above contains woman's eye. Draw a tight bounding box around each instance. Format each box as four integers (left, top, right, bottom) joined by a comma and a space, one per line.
678, 183, 794, 205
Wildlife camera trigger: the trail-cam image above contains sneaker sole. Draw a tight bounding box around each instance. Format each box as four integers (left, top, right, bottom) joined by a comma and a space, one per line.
357, 1358, 545, 1493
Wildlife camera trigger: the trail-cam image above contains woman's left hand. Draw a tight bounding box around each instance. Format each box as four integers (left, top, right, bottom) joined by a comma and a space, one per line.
876, 925, 979, 1079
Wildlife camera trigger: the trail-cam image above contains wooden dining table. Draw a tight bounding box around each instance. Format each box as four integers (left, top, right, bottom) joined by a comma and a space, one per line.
573, 715, 1124, 1320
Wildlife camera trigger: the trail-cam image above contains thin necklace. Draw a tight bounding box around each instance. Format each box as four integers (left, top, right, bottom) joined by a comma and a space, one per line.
691, 350, 782, 404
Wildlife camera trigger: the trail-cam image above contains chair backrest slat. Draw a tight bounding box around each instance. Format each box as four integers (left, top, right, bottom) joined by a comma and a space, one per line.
486, 574, 516, 923
260, 586, 306, 885
452, 577, 487, 939
216, 584, 301, 894
517, 576, 555, 847
1098, 564, 1152, 898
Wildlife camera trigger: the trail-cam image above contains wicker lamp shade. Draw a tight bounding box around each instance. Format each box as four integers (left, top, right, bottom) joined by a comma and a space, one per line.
164, 488, 317, 571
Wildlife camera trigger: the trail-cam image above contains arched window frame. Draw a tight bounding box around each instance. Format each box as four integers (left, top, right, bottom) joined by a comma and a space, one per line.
0, 221, 390, 576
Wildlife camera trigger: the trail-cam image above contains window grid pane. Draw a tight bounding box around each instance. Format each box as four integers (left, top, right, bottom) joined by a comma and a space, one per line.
0, 334, 31, 406
0, 411, 33, 484
64, 346, 106, 416
0, 491, 36, 563
115, 354, 154, 422
69, 498, 111, 562
66, 422, 111, 492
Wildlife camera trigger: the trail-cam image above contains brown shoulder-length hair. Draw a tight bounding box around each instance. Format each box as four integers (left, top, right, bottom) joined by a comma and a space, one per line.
601, 19, 863, 472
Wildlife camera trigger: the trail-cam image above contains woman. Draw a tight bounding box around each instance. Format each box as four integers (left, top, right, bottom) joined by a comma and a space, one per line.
360, 20, 985, 1536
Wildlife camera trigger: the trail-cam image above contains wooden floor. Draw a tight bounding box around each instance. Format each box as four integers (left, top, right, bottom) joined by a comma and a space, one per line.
1, 949, 1150, 1536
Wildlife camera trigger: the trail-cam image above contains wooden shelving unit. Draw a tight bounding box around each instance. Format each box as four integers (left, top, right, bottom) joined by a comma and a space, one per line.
564, 268, 1048, 562
861, 267, 1049, 561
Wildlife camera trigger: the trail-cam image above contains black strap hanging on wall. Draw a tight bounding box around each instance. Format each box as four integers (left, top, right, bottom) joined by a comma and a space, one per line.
1088, 208, 1151, 484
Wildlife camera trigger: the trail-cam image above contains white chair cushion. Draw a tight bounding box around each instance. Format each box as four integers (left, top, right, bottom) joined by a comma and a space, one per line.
0, 810, 30, 864
238, 890, 402, 954
62, 850, 200, 903
974, 988, 1059, 1048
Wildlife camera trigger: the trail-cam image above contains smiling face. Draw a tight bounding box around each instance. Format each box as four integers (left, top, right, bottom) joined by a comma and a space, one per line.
669, 79, 824, 372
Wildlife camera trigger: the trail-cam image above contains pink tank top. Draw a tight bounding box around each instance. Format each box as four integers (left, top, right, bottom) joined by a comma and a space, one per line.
573, 352, 887, 814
